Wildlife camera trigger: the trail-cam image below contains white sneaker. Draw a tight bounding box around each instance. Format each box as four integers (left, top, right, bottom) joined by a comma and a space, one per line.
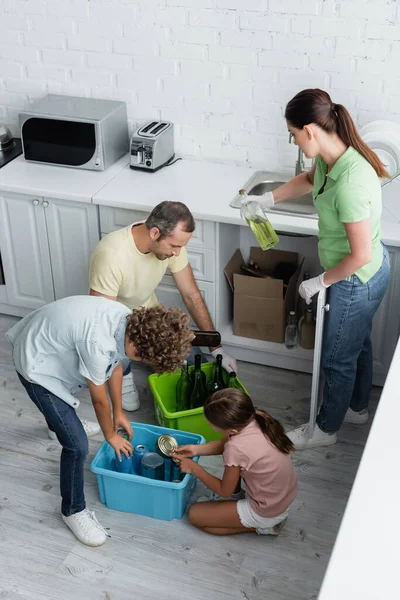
286, 423, 337, 450
48, 419, 101, 440
344, 408, 369, 425
62, 508, 109, 547
122, 371, 140, 411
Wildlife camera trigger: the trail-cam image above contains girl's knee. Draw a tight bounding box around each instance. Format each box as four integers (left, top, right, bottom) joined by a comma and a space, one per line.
188, 504, 201, 527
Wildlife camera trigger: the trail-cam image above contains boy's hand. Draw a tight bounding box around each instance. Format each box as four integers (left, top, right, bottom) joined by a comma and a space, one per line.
107, 432, 133, 461
173, 444, 197, 458
178, 457, 197, 475
113, 413, 134, 440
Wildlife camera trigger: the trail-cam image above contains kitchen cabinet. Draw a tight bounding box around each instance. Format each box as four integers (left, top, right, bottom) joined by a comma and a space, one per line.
0, 192, 100, 311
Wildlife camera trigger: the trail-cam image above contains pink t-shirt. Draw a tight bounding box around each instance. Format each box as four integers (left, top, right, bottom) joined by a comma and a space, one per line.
223, 418, 298, 518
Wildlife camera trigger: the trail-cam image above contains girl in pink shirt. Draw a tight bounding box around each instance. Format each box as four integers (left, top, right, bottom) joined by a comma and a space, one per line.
174, 389, 298, 536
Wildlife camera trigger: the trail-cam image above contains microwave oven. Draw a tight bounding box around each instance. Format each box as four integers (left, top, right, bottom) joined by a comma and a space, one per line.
19, 95, 129, 171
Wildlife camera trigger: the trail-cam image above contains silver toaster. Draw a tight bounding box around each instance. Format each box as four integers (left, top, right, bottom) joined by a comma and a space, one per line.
130, 120, 174, 172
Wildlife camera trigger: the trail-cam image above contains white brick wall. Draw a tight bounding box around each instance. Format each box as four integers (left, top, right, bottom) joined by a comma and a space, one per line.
0, 0, 399, 171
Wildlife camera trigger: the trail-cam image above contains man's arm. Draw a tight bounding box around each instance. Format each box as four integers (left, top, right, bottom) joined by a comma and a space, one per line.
172, 264, 215, 334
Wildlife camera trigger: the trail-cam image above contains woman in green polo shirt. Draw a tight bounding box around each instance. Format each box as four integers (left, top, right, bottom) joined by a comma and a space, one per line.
254, 88, 391, 450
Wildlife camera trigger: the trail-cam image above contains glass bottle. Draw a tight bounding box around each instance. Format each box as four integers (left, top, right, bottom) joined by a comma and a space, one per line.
189, 354, 207, 409
190, 353, 206, 387
175, 360, 191, 412
191, 330, 221, 347
207, 354, 225, 394
228, 371, 240, 388
239, 190, 279, 251
284, 311, 298, 349
298, 271, 310, 319
299, 308, 316, 350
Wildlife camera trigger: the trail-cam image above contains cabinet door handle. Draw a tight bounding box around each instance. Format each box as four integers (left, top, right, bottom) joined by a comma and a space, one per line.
42, 201, 49, 208
32, 199, 39, 206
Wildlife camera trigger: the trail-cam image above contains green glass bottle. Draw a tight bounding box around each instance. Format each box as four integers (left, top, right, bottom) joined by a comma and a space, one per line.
175, 360, 191, 412
207, 354, 225, 394
190, 354, 207, 409
228, 371, 240, 388
190, 353, 206, 387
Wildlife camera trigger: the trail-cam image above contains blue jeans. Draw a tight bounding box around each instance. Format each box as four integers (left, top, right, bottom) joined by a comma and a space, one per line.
317, 245, 391, 434
17, 373, 88, 516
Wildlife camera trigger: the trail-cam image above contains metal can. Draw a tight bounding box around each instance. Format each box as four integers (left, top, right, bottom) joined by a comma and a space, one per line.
116, 427, 130, 440
156, 434, 178, 458
133, 444, 149, 476
141, 452, 165, 480
113, 453, 134, 474
171, 461, 181, 482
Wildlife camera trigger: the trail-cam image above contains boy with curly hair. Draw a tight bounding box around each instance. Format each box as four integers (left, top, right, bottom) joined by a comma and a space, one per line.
6, 295, 192, 547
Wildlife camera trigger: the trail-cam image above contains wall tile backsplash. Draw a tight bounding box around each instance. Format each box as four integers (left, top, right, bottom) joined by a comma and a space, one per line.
0, 0, 399, 172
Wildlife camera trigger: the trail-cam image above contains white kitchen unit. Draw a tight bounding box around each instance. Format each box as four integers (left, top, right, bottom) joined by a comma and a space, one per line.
0, 192, 100, 313
318, 337, 400, 600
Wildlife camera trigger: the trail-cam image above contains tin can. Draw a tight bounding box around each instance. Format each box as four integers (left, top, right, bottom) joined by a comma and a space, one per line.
141, 452, 165, 480
171, 461, 181, 482
133, 444, 149, 475
116, 427, 130, 440
113, 453, 134, 474
156, 434, 178, 458
172, 480, 181, 484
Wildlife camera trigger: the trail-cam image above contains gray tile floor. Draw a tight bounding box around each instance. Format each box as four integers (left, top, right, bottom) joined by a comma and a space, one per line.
0, 314, 379, 600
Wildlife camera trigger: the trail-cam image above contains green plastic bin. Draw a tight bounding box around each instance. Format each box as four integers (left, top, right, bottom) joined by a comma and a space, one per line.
148, 361, 249, 442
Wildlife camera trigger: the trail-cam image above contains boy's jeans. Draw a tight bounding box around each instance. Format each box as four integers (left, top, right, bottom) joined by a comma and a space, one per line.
17, 373, 88, 516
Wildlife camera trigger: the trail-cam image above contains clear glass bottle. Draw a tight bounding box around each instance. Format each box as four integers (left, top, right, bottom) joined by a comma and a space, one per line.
239, 190, 279, 251
298, 308, 316, 350
175, 360, 191, 412
207, 354, 225, 394
189, 354, 207, 409
284, 311, 298, 349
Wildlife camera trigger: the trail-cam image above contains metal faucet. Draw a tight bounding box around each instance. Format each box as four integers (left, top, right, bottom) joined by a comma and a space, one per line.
289, 132, 306, 176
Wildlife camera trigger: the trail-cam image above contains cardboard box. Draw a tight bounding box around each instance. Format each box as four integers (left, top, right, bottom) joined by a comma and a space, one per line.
224, 247, 302, 343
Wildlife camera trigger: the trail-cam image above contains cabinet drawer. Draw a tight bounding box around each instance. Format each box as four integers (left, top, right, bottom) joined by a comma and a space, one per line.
99, 206, 216, 249
155, 280, 216, 326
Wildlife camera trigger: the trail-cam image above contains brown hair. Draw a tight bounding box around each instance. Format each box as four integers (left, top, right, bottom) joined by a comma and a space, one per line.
145, 201, 195, 240
285, 88, 390, 179
204, 389, 294, 454
125, 305, 193, 374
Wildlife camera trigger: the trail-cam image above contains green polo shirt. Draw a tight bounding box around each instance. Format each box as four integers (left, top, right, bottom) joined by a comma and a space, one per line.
313, 146, 383, 284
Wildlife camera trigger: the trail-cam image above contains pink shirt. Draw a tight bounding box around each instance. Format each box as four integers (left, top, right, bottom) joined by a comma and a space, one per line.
223, 418, 298, 518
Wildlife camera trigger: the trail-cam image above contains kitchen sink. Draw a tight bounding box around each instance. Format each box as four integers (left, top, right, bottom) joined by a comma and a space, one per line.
230, 171, 318, 219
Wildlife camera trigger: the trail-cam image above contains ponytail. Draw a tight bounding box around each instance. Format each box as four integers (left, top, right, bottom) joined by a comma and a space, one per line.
204, 389, 294, 454
285, 88, 390, 179
334, 104, 390, 178
254, 409, 294, 454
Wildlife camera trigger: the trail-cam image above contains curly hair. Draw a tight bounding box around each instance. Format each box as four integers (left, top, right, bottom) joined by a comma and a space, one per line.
125, 305, 193, 374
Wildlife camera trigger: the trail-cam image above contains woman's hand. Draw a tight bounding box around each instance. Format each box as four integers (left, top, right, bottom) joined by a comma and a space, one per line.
299, 273, 329, 304
107, 432, 133, 461
173, 444, 198, 458
113, 413, 134, 441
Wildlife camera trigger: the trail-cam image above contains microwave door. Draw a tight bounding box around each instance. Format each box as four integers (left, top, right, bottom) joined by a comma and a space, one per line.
22, 117, 96, 167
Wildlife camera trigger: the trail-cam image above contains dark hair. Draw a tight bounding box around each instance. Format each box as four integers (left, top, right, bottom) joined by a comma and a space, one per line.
145, 201, 195, 240
204, 389, 294, 454
125, 305, 193, 374
285, 88, 390, 179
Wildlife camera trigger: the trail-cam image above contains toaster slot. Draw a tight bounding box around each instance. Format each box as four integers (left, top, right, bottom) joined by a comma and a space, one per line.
141, 121, 158, 134
150, 122, 169, 135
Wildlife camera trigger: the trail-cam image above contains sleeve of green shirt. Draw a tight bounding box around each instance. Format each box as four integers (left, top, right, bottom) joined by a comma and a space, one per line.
335, 183, 371, 224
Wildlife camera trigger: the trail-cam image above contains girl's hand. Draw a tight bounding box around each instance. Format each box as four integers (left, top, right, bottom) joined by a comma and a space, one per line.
173, 444, 197, 458
178, 457, 197, 475
107, 433, 133, 461
113, 413, 134, 441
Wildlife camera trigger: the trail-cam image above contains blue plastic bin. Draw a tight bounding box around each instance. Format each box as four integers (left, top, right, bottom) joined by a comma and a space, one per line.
90, 422, 205, 521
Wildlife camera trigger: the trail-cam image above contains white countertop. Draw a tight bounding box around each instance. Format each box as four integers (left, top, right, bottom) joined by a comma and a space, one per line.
0, 154, 129, 204
1, 153, 400, 245
318, 337, 400, 600
93, 157, 400, 247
